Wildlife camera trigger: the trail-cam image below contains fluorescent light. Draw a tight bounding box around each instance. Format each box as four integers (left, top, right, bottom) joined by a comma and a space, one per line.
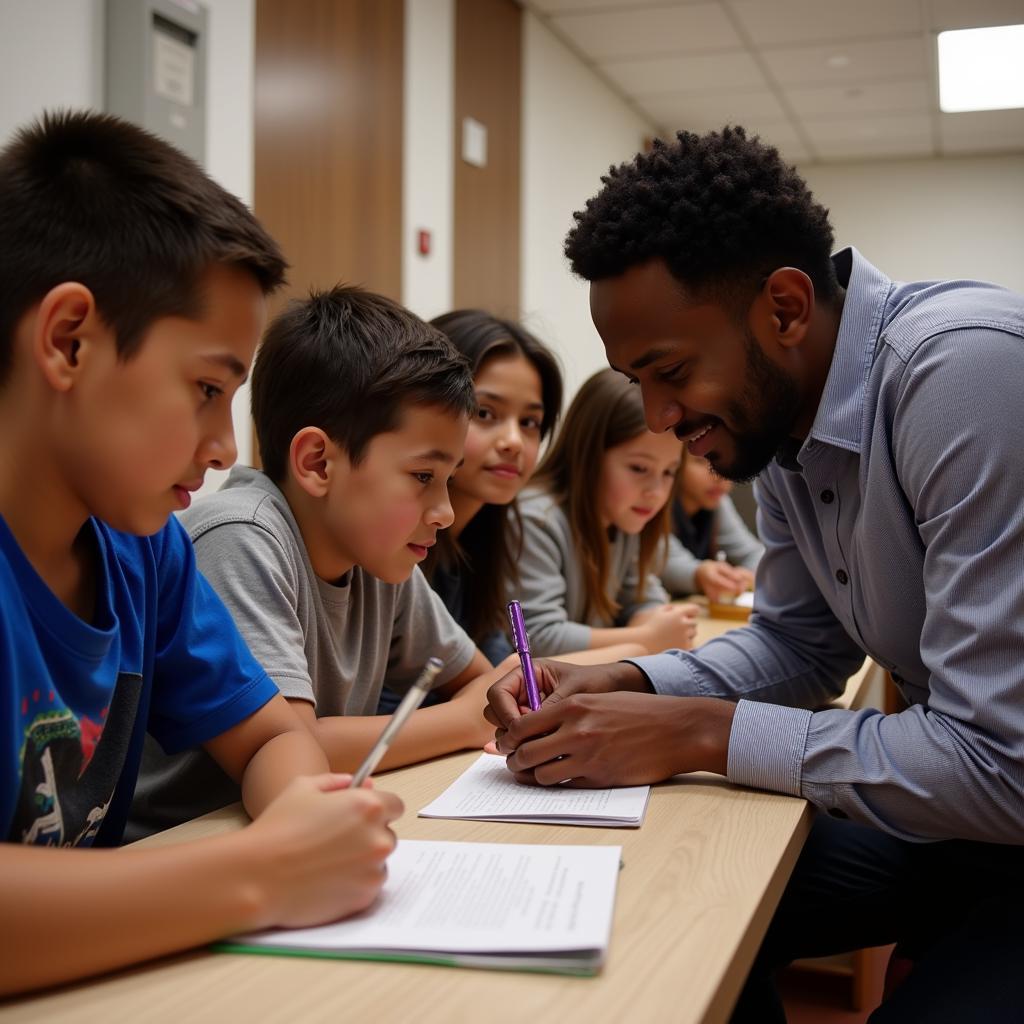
938, 24, 1024, 113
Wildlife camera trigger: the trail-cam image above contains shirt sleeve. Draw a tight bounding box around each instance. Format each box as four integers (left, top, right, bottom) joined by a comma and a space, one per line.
386, 568, 477, 690
147, 518, 278, 754
187, 516, 315, 705
732, 327, 1024, 843
715, 496, 765, 571
659, 533, 701, 595
517, 501, 592, 656
630, 465, 865, 708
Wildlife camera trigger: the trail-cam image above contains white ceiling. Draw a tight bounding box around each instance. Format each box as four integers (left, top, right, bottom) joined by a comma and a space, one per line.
525, 0, 1024, 163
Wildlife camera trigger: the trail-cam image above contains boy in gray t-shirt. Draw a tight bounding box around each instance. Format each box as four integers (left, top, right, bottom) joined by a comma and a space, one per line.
129, 287, 500, 838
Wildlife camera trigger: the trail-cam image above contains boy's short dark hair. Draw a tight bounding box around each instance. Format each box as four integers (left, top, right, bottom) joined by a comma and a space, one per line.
565, 126, 839, 308
0, 109, 287, 386
252, 286, 476, 482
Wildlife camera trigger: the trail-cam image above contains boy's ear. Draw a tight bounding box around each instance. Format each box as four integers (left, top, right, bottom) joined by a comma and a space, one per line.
32, 283, 106, 392
289, 427, 344, 497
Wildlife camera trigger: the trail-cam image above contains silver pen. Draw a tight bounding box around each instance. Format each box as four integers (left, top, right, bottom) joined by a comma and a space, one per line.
351, 657, 444, 787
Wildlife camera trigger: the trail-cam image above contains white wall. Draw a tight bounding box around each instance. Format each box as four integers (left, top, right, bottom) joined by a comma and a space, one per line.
401, 0, 455, 322
800, 154, 1024, 294
200, 0, 256, 493
0, 0, 257, 494
520, 12, 653, 403
0, 0, 105, 140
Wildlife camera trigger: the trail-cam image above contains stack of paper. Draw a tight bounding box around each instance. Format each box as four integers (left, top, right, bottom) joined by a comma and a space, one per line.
218, 839, 621, 975
418, 753, 650, 827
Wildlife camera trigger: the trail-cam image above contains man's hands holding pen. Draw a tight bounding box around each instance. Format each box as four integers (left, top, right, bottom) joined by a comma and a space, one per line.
484, 659, 735, 787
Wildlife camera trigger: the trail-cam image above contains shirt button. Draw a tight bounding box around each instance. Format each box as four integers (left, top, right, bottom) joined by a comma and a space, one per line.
820, 489, 834, 504
836, 569, 849, 585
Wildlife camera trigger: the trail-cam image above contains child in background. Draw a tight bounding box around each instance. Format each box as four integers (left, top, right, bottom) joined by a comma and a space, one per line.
130, 287, 502, 839
660, 454, 764, 602
383, 309, 563, 699
517, 368, 699, 657
0, 112, 400, 996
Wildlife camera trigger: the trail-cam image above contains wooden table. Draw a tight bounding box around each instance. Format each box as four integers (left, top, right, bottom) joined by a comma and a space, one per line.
2, 617, 874, 1024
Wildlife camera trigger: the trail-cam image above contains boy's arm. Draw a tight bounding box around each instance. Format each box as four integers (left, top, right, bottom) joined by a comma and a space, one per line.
0, 773, 402, 997
288, 651, 513, 773
202, 692, 330, 817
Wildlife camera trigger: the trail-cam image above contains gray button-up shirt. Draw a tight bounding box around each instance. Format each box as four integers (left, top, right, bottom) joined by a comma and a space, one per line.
632, 247, 1024, 844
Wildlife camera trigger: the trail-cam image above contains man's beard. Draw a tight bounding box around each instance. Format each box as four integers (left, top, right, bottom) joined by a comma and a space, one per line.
708, 331, 803, 484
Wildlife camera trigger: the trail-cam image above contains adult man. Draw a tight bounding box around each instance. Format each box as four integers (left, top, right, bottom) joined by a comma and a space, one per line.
486, 127, 1024, 1021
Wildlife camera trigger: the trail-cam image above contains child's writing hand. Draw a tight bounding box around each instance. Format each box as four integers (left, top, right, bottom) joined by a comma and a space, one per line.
246, 773, 403, 929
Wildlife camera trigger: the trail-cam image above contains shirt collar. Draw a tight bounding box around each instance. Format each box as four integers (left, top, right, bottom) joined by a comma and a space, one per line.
795, 247, 892, 463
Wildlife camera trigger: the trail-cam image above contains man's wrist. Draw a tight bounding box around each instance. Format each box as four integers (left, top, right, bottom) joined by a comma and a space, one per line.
697, 698, 735, 776
611, 660, 655, 693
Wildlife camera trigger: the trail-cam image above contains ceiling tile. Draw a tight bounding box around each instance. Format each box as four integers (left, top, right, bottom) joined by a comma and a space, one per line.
729, 0, 922, 46
813, 136, 935, 161
640, 88, 788, 129
761, 37, 929, 87
601, 50, 766, 95
785, 79, 932, 118
550, 4, 741, 60
801, 112, 933, 143
929, 0, 1024, 31
801, 112, 934, 159
940, 108, 1024, 153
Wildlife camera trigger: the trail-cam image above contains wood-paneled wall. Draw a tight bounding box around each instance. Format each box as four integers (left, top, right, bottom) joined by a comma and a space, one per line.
254, 0, 404, 310
453, 0, 522, 317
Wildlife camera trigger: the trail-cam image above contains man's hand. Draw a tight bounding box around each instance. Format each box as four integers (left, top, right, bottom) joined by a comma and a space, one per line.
484, 657, 652, 735
494, 692, 736, 788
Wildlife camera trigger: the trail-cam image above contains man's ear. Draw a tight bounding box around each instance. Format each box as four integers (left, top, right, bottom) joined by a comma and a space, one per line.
31, 282, 105, 392
289, 427, 343, 497
760, 267, 814, 349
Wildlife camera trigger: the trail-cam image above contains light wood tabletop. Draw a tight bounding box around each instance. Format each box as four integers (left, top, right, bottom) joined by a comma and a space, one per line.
2, 616, 875, 1024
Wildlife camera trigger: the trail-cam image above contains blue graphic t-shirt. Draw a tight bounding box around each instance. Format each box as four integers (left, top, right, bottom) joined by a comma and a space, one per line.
1, 513, 277, 847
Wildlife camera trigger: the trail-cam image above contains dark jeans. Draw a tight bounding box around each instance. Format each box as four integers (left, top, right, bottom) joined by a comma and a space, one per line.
731, 813, 1024, 1023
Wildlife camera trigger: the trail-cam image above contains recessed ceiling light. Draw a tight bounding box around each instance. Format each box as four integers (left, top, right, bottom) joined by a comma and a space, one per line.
938, 24, 1024, 112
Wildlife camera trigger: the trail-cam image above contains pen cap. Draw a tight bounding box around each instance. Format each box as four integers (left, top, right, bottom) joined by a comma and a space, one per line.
506, 600, 529, 651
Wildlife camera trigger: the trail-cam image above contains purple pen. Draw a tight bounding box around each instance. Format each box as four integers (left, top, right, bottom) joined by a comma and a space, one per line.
507, 600, 541, 711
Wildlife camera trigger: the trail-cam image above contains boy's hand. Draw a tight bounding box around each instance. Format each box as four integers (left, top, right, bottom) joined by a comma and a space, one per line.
450, 654, 519, 746
246, 773, 403, 929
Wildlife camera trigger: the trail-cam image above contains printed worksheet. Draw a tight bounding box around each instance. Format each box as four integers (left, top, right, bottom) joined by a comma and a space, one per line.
219, 839, 622, 975
418, 753, 650, 827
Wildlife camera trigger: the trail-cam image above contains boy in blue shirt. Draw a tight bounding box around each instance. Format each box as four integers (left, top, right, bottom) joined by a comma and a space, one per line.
0, 111, 401, 995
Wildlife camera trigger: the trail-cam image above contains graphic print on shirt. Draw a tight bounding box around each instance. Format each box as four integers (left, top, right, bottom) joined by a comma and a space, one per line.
9, 671, 142, 846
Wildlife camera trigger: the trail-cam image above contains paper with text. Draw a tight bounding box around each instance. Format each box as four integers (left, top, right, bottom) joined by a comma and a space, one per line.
220, 839, 622, 974
418, 753, 650, 827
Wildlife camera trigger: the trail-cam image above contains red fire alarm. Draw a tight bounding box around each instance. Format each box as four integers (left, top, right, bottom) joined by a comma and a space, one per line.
417, 229, 432, 256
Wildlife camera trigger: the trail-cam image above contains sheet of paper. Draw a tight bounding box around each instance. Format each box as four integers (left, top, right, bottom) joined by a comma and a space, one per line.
418, 753, 650, 827
224, 839, 621, 970
734, 590, 754, 608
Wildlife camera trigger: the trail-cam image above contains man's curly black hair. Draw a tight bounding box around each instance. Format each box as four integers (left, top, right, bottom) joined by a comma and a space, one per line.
565, 126, 840, 306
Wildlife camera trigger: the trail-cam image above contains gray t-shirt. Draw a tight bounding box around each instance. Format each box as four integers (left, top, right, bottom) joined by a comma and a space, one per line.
127, 466, 476, 839
516, 486, 670, 656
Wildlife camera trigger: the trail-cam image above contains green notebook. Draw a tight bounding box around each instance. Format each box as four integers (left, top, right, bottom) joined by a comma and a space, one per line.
216, 839, 621, 976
